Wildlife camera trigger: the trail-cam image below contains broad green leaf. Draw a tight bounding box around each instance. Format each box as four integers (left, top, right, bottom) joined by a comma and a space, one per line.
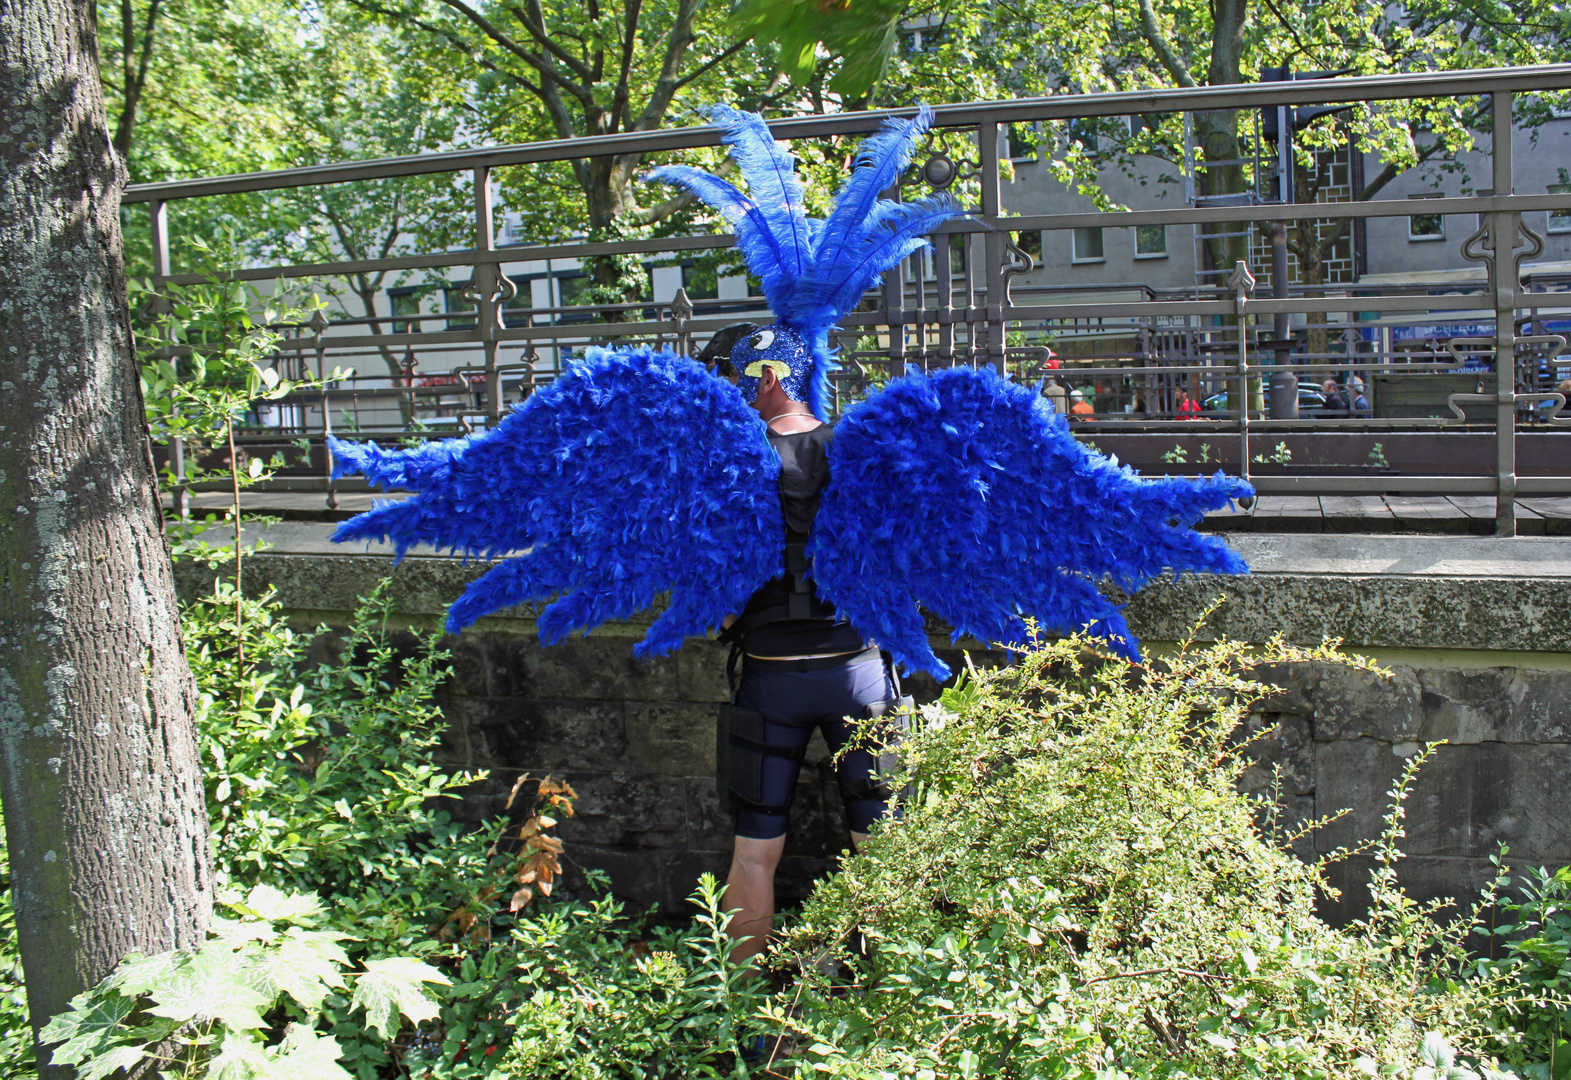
349, 957, 450, 1038
77, 1044, 148, 1080
206, 1029, 276, 1080
104, 951, 185, 997
210, 914, 279, 949
244, 929, 350, 1014
145, 945, 272, 1031
271, 1023, 353, 1079
40, 992, 137, 1065
233, 884, 323, 926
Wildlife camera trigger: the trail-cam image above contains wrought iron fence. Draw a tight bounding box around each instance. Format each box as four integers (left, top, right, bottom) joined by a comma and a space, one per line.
126, 64, 1571, 535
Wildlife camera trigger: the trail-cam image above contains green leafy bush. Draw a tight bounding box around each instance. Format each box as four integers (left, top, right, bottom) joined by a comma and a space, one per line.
0, 810, 34, 1079
768, 634, 1534, 1079
406, 874, 769, 1080
1485, 865, 1571, 1078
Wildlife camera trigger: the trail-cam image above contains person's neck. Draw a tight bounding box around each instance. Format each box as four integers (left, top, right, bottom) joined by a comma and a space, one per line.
761, 399, 819, 434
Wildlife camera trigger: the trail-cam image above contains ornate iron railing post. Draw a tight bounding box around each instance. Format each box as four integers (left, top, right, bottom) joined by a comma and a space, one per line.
1228, 260, 1257, 485
978, 120, 1007, 374
148, 199, 186, 519
473, 165, 503, 424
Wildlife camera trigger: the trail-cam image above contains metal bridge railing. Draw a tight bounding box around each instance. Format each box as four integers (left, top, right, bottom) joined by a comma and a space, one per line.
127, 64, 1571, 535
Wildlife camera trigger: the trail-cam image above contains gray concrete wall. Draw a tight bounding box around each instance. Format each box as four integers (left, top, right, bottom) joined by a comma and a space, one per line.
178, 526, 1571, 919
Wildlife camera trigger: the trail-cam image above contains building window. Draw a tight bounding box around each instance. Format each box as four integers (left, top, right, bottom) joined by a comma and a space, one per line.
1007, 125, 1038, 162
1072, 227, 1105, 263
502, 275, 533, 328
1013, 230, 1043, 263
1134, 224, 1167, 258
443, 283, 476, 331
1550, 184, 1571, 233
1067, 119, 1099, 154
388, 288, 422, 333
1408, 194, 1444, 241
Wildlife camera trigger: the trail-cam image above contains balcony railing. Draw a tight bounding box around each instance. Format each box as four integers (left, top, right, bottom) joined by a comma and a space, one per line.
127, 64, 1571, 536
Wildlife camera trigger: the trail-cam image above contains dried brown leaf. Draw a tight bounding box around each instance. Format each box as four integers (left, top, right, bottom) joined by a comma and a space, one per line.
504, 773, 534, 811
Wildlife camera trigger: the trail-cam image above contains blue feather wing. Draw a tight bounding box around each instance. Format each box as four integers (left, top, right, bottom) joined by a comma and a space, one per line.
811, 367, 1252, 679
329, 346, 783, 657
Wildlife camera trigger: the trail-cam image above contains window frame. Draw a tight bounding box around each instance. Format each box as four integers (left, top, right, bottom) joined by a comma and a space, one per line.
1133, 224, 1168, 259
1071, 226, 1105, 264
1548, 184, 1571, 234
1407, 194, 1445, 242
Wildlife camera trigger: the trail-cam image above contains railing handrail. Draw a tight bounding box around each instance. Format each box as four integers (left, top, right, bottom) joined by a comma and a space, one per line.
124, 63, 1571, 204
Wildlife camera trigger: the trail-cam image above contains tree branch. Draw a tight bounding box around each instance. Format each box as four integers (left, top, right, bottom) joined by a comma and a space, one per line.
508, 0, 597, 84
437, 0, 594, 105
114, 0, 163, 159
1135, 0, 1197, 88
611, 0, 642, 132
670, 38, 749, 94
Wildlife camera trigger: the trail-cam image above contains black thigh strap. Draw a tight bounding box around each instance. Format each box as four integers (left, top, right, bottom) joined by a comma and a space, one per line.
729, 730, 808, 763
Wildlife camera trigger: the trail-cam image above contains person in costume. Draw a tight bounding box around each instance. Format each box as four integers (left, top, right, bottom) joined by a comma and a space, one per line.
325, 104, 1254, 964
707, 337, 911, 966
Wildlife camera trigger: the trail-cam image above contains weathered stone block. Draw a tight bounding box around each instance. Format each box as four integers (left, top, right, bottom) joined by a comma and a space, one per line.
1254, 662, 1423, 742
559, 772, 690, 850
625, 702, 717, 776
485, 634, 681, 702
678, 640, 732, 703
1316, 854, 1501, 931
1237, 713, 1313, 798
1315, 739, 1571, 863
440, 634, 490, 698
445, 697, 628, 772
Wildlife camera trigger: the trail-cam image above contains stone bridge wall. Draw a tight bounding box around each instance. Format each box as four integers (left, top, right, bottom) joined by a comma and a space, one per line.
177, 527, 1571, 919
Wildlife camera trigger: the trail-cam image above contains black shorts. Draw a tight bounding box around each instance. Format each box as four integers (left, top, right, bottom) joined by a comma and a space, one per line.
730, 652, 901, 840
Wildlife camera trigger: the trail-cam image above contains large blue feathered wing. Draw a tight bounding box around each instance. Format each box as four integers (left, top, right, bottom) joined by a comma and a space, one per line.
328, 346, 783, 657
811, 367, 1252, 679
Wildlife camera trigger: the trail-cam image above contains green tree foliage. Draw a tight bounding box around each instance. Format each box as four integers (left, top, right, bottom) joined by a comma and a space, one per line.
736, 0, 1570, 285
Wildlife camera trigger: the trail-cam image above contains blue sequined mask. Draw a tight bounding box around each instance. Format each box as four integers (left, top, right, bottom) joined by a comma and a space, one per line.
732, 323, 811, 405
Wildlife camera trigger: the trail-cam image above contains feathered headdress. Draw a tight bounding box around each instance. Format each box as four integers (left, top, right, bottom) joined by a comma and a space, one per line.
647, 104, 961, 420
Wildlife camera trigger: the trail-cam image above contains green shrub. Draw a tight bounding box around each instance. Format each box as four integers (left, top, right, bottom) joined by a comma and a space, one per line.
0, 809, 34, 1079
768, 634, 1535, 1079
406, 874, 768, 1080
1485, 865, 1571, 1078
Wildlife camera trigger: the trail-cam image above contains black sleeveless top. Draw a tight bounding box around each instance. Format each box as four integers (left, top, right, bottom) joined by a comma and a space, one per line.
735, 424, 868, 657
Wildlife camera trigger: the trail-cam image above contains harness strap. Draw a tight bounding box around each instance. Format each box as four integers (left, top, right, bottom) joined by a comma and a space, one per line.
724, 790, 793, 816
729, 731, 808, 763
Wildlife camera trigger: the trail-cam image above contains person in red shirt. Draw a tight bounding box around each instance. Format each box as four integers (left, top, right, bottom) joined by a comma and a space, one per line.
1068, 389, 1094, 418
1177, 389, 1201, 419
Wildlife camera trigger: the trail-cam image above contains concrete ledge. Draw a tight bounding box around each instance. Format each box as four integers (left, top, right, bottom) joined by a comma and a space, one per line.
180, 524, 1571, 655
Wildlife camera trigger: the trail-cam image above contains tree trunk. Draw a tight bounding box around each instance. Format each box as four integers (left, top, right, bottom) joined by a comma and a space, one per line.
0, 0, 212, 1065
1196, 0, 1249, 279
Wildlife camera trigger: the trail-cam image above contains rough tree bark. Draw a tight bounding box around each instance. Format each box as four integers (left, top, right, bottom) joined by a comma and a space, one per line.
0, 0, 212, 1064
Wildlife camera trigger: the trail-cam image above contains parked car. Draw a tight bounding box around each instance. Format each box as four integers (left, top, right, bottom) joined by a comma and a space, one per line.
1202, 387, 1326, 414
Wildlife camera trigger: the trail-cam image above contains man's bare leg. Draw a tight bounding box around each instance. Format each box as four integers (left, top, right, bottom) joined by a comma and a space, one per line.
725, 834, 786, 966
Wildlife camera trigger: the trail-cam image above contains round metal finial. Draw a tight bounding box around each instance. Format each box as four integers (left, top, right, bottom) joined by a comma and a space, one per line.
922, 154, 956, 190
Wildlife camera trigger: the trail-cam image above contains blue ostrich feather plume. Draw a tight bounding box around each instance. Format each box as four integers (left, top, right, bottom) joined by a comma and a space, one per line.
811, 366, 1252, 679
646, 104, 964, 420
328, 346, 783, 656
